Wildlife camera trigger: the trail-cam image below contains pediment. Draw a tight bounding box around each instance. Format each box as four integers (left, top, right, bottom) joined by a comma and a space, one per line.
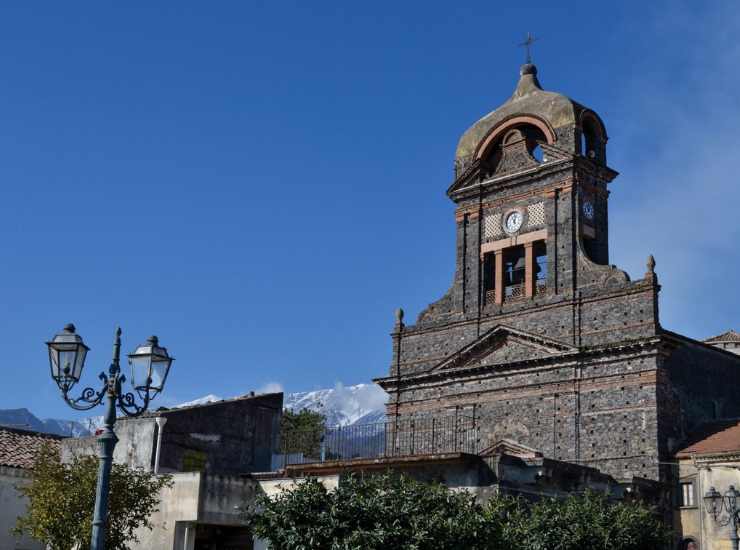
431, 325, 576, 372
479, 438, 543, 459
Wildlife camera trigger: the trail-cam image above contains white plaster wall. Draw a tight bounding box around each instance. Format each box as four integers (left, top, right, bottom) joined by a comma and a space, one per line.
132, 472, 200, 550
676, 457, 740, 550
0, 467, 45, 550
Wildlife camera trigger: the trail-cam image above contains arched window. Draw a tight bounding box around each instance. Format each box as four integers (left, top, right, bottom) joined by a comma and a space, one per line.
580, 114, 605, 163
481, 124, 548, 177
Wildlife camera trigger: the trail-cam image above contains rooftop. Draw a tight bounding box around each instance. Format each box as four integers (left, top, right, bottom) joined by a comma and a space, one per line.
676, 420, 740, 457
0, 426, 63, 469
704, 330, 740, 344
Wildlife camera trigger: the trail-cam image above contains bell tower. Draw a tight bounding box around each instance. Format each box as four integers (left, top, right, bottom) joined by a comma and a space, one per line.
446, 62, 619, 318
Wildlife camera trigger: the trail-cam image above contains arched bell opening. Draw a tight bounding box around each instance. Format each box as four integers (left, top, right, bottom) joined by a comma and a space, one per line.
479, 124, 550, 178
580, 112, 607, 164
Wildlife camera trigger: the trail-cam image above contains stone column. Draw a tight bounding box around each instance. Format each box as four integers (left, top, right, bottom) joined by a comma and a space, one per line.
494, 250, 504, 305
525, 242, 535, 298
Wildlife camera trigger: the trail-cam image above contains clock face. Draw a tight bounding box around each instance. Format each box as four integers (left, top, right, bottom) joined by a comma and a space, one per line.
583, 201, 595, 221
504, 211, 523, 234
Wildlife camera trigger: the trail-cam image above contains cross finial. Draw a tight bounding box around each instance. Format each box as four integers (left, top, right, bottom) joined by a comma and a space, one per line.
519, 32, 539, 64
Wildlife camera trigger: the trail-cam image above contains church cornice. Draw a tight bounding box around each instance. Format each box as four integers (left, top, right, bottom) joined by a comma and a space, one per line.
448, 156, 575, 202
374, 335, 663, 389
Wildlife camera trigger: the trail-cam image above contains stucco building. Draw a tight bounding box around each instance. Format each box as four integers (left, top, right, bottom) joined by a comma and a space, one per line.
674, 420, 740, 550
0, 426, 63, 550
374, 62, 740, 489
62, 391, 282, 550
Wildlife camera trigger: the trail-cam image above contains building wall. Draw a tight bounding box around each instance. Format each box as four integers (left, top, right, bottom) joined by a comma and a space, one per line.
132, 472, 261, 550
0, 466, 44, 550
157, 393, 282, 475
674, 455, 740, 550
665, 341, 740, 441
61, 416, 157, 469
61, 392, 283, 476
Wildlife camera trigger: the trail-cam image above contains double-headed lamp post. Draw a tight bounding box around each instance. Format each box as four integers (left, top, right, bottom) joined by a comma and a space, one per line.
704, 485, 740, 550
46, 323, 173, 550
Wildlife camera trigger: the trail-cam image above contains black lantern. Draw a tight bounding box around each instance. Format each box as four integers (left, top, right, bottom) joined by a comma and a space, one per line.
727, 486, 739, 512
127, 336, 173, 399
46, 324, 89, 390
705, 486, 722, 518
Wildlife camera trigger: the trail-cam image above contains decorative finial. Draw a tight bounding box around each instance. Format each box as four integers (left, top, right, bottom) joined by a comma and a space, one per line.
64, 323, 76, 333
647, 254, 655, 273
147, 335, 159, 346
518, 32, 539, 65
395, 308, 404, 324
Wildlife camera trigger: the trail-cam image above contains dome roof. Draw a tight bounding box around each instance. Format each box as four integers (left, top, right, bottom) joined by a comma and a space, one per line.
455, 64, 598, 161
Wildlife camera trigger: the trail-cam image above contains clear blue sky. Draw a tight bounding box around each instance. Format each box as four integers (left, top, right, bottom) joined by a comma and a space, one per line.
2, 1, 738, 420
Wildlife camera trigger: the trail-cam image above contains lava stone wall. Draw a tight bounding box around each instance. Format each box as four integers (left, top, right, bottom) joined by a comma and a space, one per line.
385, 344, 662, 482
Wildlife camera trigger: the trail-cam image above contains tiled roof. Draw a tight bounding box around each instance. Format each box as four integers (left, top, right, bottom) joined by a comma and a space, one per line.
704, 330, 740, 344
0, 427, 63, 469
676, 420, 740, 457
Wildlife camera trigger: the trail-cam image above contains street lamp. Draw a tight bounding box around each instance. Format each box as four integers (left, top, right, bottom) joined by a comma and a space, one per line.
704, 485, 740, 550
46, 324, 173, 550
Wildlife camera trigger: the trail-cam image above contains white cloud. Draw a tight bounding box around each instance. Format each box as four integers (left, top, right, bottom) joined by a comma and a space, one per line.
256, 381, 284, 395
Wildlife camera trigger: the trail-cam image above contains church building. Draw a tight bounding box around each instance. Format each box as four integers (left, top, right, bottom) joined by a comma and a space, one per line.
374, 62, 740, 485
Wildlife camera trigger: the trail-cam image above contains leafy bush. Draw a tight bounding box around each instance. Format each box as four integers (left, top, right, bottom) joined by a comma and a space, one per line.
14, 444, 172, 550
246, 473, 670, 550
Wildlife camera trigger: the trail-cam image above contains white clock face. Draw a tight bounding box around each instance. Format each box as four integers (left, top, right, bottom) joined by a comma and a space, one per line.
504, 211, 523, 234
583, 201, 595, 221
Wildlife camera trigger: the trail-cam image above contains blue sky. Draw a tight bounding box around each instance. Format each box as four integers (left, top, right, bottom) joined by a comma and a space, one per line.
1, 1, 738, 421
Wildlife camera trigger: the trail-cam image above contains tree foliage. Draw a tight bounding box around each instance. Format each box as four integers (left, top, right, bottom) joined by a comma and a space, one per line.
485, 490, 670, 550
246, 473, 670, 550
280, 408, 327, 458
14, 443, 172, 550
246, 473, 495, 550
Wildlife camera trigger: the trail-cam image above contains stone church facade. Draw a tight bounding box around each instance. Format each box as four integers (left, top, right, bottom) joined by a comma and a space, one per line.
375, 63, 740, 485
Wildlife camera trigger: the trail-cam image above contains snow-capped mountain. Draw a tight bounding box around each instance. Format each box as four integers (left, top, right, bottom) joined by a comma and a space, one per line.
0, 408, 91, 437
284, 383, 388, 427
0, 383, 389, 438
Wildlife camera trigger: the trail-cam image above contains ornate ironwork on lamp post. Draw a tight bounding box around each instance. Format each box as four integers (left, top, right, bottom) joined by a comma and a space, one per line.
46, 323, 173, 550
704, 485, 740, 550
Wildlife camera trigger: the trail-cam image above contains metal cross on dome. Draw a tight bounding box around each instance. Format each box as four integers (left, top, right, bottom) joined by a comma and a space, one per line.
519, 32, 539, 64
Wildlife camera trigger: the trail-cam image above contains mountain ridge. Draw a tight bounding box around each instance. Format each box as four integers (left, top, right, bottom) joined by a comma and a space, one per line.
0, 383, 388, 437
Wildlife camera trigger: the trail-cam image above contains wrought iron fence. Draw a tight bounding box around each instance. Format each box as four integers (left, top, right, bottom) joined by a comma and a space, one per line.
277, 414, 479, 468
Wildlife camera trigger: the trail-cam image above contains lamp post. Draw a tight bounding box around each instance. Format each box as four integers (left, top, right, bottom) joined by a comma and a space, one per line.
704, 485, 740, 550
46, 324, 174, 550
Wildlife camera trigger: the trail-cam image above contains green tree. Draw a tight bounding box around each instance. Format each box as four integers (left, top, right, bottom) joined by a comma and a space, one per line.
484, 490, 670, 550
280, 408, 327, 458
245, 473, 499, 550
14, 443, 172, 550
246, 474, 670, 550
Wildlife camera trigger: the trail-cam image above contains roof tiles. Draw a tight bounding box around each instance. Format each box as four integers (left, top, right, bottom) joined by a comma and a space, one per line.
0, 427, 63, 469
677, 420, 740, 457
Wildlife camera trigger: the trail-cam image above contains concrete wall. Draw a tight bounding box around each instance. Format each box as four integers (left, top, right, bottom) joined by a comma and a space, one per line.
156, 393, 282, 475
61, 392, 283, 476
62, 416, 157, 469
133, 471, 262, 550
0, 466, 44, 550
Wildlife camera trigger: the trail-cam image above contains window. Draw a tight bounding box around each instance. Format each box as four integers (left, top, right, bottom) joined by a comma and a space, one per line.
534, 241, 547, 294
504, 246, 526, 299
680, 481, 696, 507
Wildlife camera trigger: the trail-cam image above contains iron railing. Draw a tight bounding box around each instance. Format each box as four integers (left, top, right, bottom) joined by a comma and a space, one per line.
277, 415, 479, 468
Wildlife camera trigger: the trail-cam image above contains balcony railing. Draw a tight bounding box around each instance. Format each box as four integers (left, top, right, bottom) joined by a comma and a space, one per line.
276, 415, 480, 468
